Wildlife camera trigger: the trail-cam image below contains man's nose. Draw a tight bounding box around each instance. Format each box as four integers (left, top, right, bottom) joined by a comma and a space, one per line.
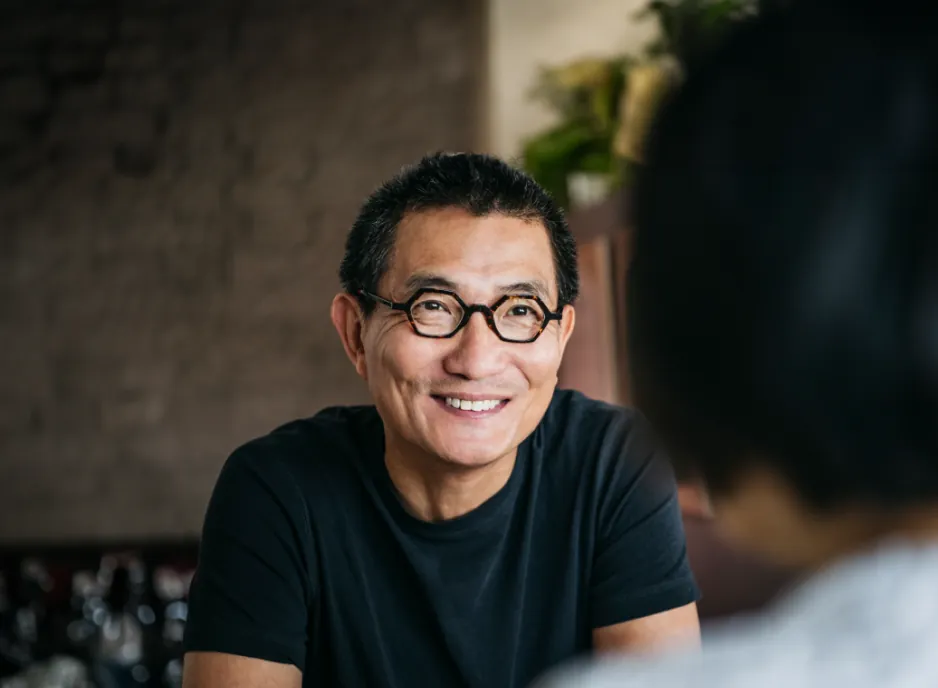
441, 311, 506, 380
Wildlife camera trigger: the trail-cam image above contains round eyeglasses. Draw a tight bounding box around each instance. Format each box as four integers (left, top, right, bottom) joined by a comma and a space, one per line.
359, 287, 564, 343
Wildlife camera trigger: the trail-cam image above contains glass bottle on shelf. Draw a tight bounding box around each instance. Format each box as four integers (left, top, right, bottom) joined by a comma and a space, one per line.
92, 557, 149, 688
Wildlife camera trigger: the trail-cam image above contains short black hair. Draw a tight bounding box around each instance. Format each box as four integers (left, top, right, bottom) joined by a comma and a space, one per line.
628, 2, 938, 509
339, 152, 578, 312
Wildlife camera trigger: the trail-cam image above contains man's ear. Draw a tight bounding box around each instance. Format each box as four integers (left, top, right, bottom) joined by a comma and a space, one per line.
557, 304, 576, 356
331, 293, 369, 380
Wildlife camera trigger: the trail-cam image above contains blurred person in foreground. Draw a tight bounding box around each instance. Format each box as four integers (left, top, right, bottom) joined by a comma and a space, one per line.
180, 152, 700, 688
539, 1, 938, 687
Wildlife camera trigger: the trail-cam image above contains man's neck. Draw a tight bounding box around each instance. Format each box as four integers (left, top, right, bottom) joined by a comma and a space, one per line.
383, 441, 517, 522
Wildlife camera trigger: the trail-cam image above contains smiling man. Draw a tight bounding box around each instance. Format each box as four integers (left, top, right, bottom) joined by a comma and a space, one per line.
181, 153, 700, 688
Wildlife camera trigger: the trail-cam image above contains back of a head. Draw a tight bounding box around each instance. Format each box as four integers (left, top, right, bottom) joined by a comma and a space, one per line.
628, 1, 938, 509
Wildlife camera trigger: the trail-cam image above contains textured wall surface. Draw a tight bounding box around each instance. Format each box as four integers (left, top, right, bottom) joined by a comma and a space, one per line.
0, 0, 483, 541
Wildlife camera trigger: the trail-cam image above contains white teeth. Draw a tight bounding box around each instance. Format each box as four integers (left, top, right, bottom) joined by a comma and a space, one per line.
444, 397, 503, 412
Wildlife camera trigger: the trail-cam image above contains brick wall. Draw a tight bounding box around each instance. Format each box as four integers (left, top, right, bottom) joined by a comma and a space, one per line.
0, 0, 483, 542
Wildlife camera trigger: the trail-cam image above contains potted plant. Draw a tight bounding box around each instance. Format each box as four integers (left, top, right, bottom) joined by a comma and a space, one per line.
522, 56, 631, 210
522, 0, 755, 209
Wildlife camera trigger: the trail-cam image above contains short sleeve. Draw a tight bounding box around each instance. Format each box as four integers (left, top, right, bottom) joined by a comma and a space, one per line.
183, 446, 315, 671
589, 415, 700, 629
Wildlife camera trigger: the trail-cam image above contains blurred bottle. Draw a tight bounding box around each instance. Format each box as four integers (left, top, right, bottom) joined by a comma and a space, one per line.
65, 569, 99, 655
152, 565, 190, 688
1, 548, 195, 688
0, 559, 58, 684
91, 556, 149, 688
0, 567, 20, 679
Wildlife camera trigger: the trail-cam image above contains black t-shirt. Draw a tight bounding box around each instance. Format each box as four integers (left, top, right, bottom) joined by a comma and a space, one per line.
183, 390, 699, 687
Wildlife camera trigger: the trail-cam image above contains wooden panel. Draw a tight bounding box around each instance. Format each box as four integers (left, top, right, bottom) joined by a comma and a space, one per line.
566, 189, 629, 242
561, 191, 632, 405
558, 235, 619, 403
610, 228, 633, 405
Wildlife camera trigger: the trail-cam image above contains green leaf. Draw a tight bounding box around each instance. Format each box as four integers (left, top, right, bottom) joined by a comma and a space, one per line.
522, 120, 617, 209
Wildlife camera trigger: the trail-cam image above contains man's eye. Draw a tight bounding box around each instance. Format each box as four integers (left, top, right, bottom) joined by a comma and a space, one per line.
416, 300, 447, 312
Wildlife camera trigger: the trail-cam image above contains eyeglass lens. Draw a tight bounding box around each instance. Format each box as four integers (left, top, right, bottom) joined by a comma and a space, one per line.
409, 292, 546, 341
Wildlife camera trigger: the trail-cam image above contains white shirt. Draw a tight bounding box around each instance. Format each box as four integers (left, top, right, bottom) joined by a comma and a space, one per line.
538, 540, 938, 688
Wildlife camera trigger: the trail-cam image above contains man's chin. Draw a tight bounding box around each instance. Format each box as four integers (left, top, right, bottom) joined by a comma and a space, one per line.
415, 404, 521, 468
430, 439, 516, 470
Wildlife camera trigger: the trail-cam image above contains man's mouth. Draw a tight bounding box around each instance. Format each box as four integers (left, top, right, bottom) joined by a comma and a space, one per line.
431, 395, 510, 415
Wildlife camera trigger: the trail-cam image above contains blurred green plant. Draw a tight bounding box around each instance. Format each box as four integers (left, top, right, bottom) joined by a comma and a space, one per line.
521, 0, 755, 209
522, 56, 631, 208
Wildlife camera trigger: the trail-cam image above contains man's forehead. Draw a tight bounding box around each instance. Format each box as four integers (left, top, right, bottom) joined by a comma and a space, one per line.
386, 208, 558, 297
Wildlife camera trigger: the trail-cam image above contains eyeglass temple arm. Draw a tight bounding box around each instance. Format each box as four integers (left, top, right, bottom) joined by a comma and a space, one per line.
358, 289, 409, 311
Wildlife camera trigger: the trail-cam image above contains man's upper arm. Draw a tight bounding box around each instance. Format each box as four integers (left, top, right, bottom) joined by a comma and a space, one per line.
592, 602, 700, 654
183, 652, 302, 688
183, 445, 314, 681
588, 413, 700, 650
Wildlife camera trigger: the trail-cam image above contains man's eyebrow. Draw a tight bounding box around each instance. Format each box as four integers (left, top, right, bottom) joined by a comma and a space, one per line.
404, 273, 459, 292
403, 273, 553, 301
498, 280, 552, 300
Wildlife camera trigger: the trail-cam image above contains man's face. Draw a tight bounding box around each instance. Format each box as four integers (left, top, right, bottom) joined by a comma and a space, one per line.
357, 207, 575, 468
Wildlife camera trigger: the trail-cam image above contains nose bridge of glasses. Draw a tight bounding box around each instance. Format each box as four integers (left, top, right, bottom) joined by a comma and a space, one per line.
461, 304, 498, 334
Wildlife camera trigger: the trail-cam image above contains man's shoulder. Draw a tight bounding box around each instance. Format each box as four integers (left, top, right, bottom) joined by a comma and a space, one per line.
537, 389, 651, 464
545, 389, 637, 425
231, 404, 380, 475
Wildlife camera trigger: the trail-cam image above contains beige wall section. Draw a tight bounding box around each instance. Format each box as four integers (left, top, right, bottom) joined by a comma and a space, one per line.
487, 0, 657, 160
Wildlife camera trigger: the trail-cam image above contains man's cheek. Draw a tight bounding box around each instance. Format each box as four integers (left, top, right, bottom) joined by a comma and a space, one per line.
518, 349, 562, 381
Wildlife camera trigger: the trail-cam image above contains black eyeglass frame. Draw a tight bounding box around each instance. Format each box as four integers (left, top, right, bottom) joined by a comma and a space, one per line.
358, 287, 564, 344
